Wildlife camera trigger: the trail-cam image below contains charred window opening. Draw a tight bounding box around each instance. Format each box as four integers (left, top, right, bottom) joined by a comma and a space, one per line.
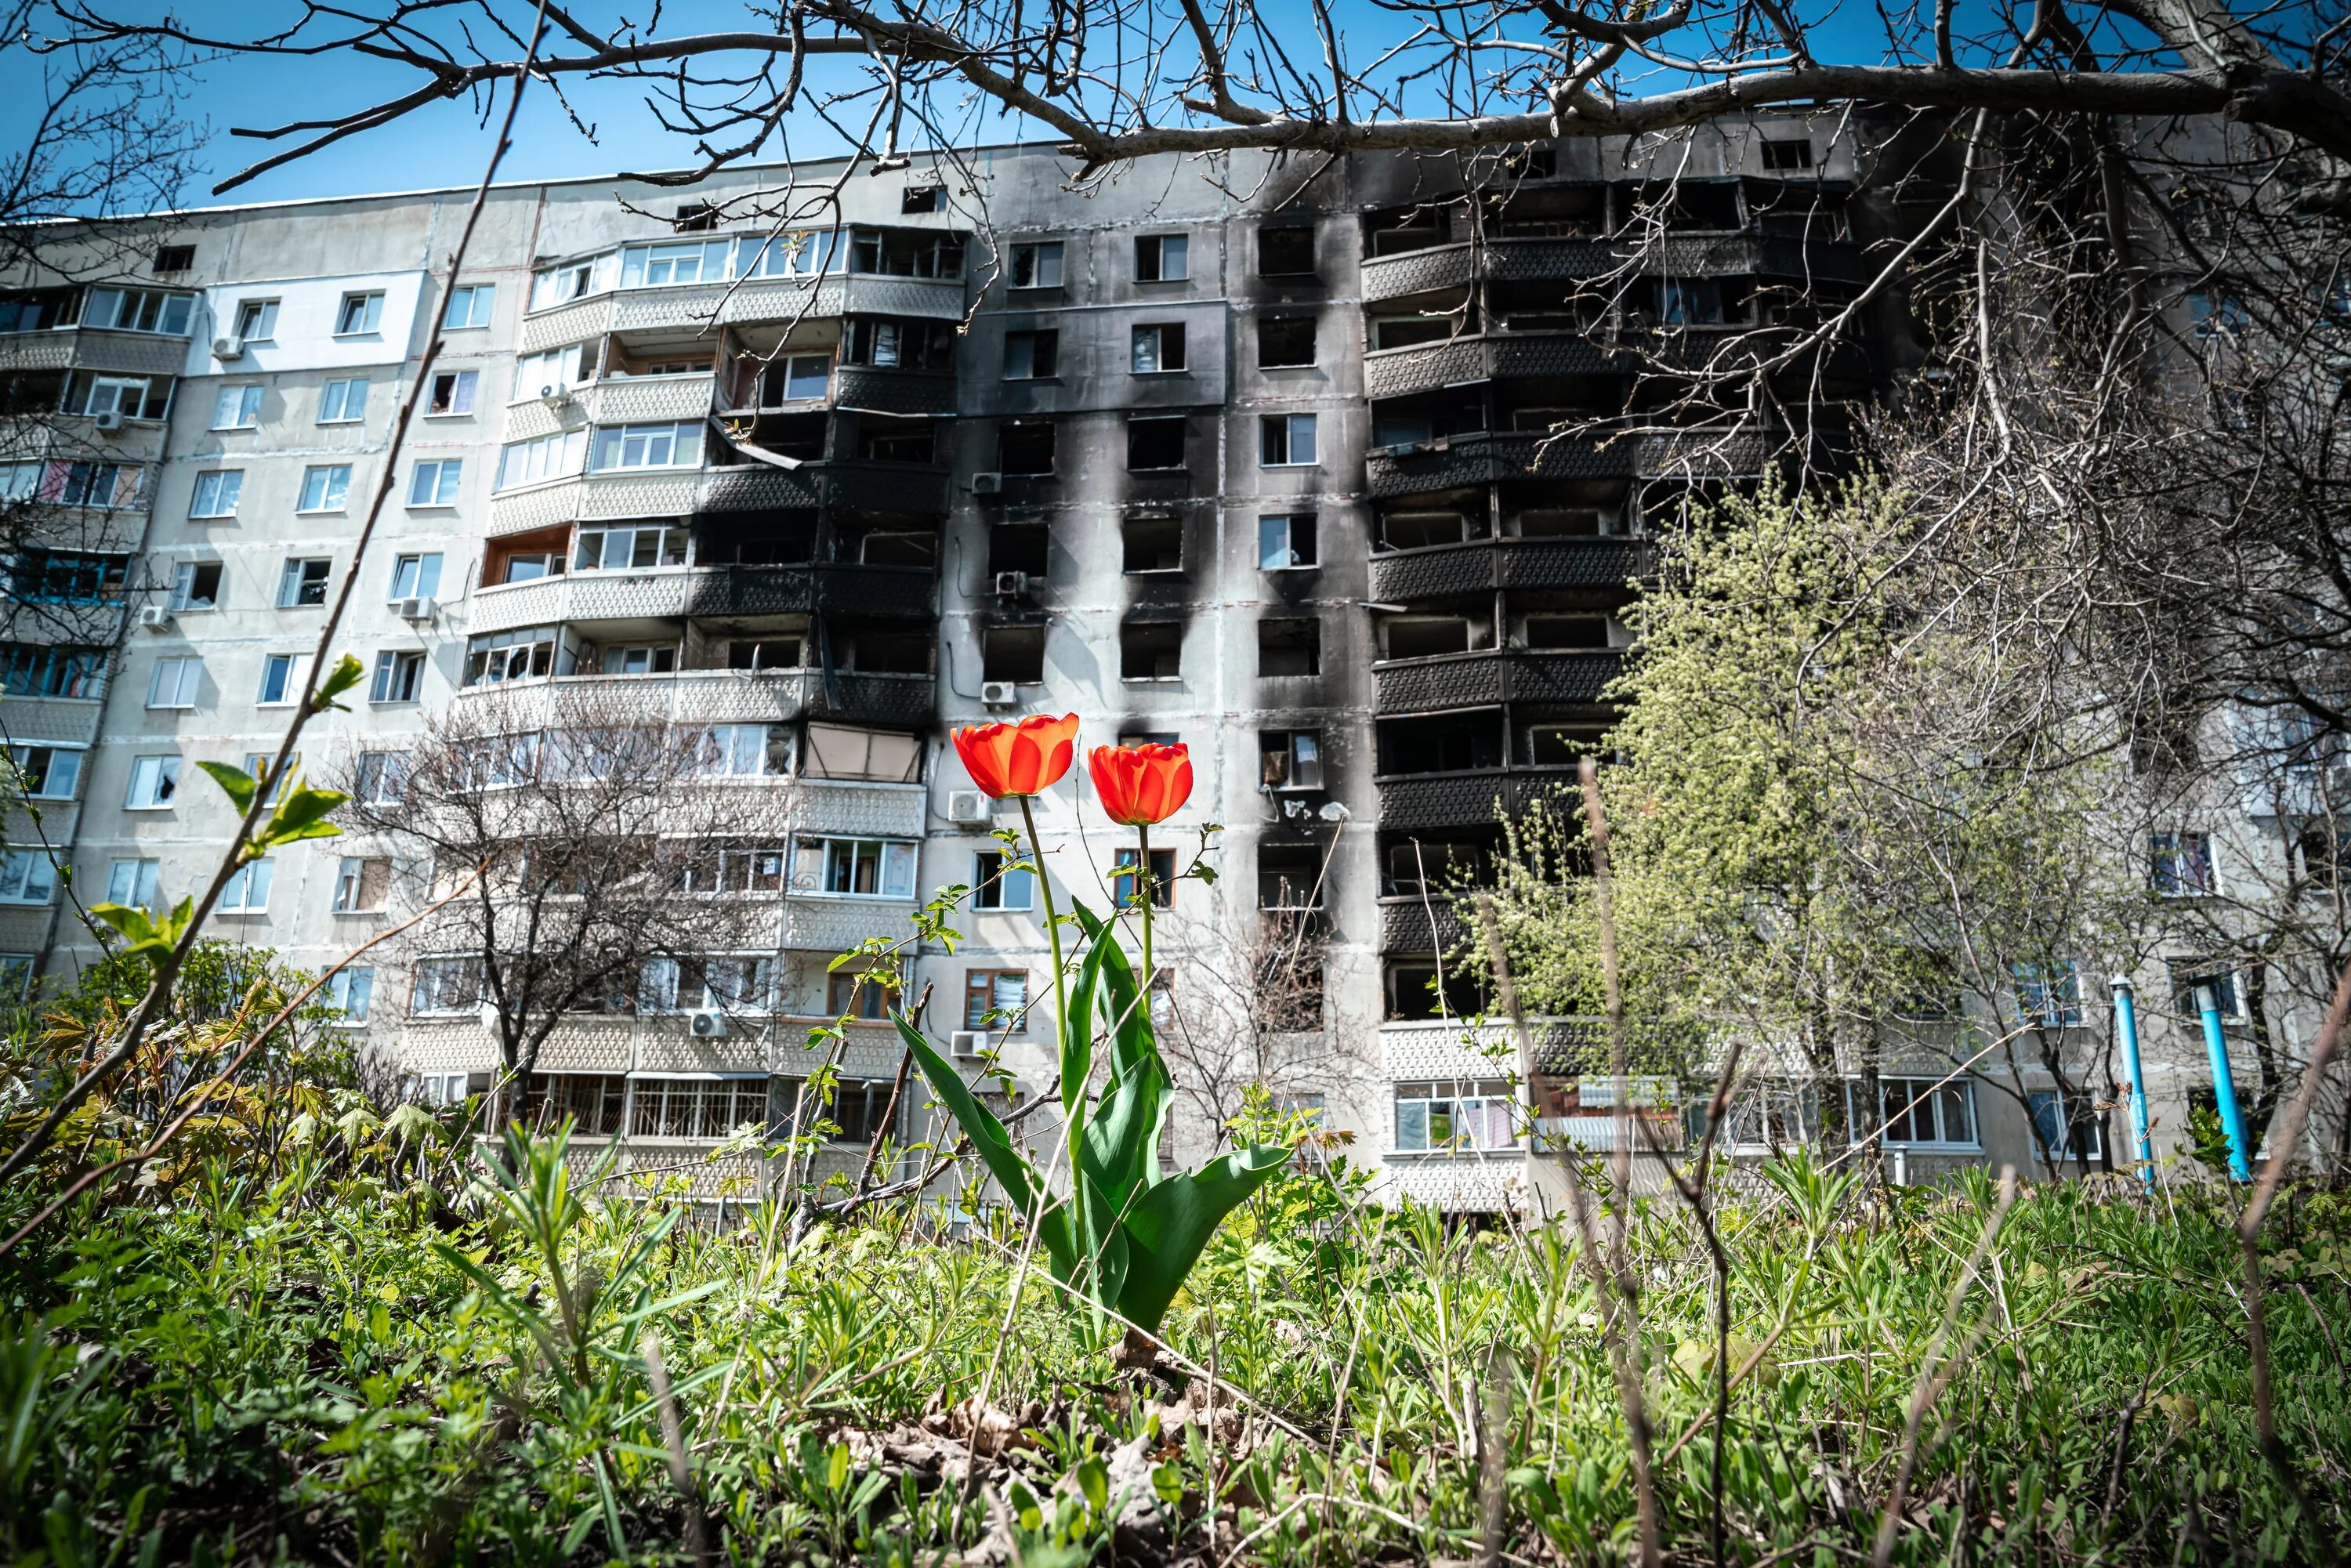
901, 185, 945, 214
672, 202, 719, 232
1512, 507, 1611, 538
1258, 617, 1321, 677
1259, 224, 1317, 277
983, 625, 1046, 683
1378, 509, 1487, 550
1378, 712, 1502, 775
1121, 621, 1183, 681
844, 317, 954, 369
1761, 138, 1813, 171
1386, 959, 1488, 1021
1126, 416, 1186, 471
857, 418, 935, 464
1383, 838, 1491, 897
698, 512, 817, 565
1523, 615, 1610, 649
1259, 845, 1325, 910
1259, 315, 1317, 368
998, 420, 1055, 474
1003, 329, 1059, 379
729, 637, 805, 671
989, 525, 1049, 578
842, 628, 932, 674
1260, 730, 1324, 790
1527, 722, 1609, 766
1384, 617, 1473, 659
841, 521, 938, 567
1122, 515, 1183, 574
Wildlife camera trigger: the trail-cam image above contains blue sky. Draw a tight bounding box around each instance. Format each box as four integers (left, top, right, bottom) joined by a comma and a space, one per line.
0, 0, 1940, 210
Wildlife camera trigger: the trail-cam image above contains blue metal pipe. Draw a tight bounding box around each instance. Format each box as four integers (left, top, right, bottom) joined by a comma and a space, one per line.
2196, 984, 2253, 1182
2110, 979, 2154, 1188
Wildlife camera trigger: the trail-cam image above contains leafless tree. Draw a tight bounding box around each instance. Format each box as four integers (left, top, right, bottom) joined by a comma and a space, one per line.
335, 686, 802, 1104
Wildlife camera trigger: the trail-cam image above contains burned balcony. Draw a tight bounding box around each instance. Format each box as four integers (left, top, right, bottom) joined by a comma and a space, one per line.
1374, 647, 1623, 713
1370, 533, 1656, 602
1367, 430, 1634, 499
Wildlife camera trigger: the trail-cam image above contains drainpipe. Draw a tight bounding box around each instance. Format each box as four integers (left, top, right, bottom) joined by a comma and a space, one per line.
2110, 978, 2154, 1189
2194, 983, 2252, 1181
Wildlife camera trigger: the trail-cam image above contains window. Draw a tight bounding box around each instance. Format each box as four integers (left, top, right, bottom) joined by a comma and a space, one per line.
49, 462, 141, 509
1009, 241, 1063, 288
408, 459, 462, 506
515, 343, 596, 399
1762, 137, 1813, 171
626, 1076, 772, 1139
828, 971, 897, 1019
82, 288, 194, 334
335, 292, 386, 335
902, 185, 945, 214
802, 724, 923, 784
1260, 845, 1324, 909
989, 525, 1049, 579
106, 858, 159, 908
426, 371, 478, 415
145, 657, 201, 709
389, 552, 443, 600
589, 643, 677, 676
1260, 413, 1317, 465
696, 723, 792, 777
965, 969, 1029, 1030
1259, 513, 1316, 569
0, 645, 105, 698
2150, 831, 2216, 896
1135, 234, 1188, 282
589, 421, 701, 471
233, 299, 278, 341
278, 557, 331, 607
2169, 960, 2248, 1023
411, 957, 485, 1015
125, 755, 179, 809
1114, 846, 1178, 908
443, 283, 495, 328
152, 244, 194, 273
215, 858, 270, 914
2013, 961, 2084, 1028
1259, 315, 1317, 368
574, 523, 687, 570
1002, 328, 1059, 379
1259, 226, 1317, 277
212, 385, 263, 429
76, 375, 168, 420
845, 317, 954, 370
1259, 617, 1321, 676
2190, 291, 2247, 339
318, 378, 368, 423
1126, 416, 1186, 469
333, 856, 391, 914
1123, 514, 1183, 572
1525, 615, 1609, 649
1131, 323, 1187, 374
11, 552, 129, 603
982, 625, 1046, 683
1853, 1078, 1978, 1148
355, 751, 410, 804
371, 650, 424, 704
619, 240, 734, 288
726, 637, 804, 672
241, 753, 298, 807
0, 852, 55, 906
1120, 621, 1182, 680
2027, 1091, 2103, 1162
998, 420, 1055, 475
1260, 730, 1323, 790
973, 849, 1036, 911
677, 845, 789, 895
298, 465, 351, 512
257, 653, 307, 705
1394, 1081, 1519, 1152
498, 544, 565, 584
496, 430, 586, 489
465, 628, 560, 686
328, 968, 375, 1023
800, 837, 918, 898
12, 746, 81, 799
770, 1076, 900, 1143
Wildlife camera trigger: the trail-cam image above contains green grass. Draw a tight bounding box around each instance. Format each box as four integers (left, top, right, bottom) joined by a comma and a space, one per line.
2, 1127, 2345, 1566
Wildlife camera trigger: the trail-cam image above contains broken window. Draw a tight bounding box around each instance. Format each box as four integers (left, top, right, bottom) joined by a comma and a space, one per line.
1259, 225, 1317, 277
1259, 845, 1325, 910
1122, 514, 1183, 573
1136, 234, 1189, 281
1385, 617, 1469, 659
844, 632, 929, 673
1259, 617, 1321, 676
1378, 712, 1502, 774
1259, 315, 1317, 367
1523, 615, 1610, 649
1121, 621, 1183, 680
1009, 241, 1063, 288
998, 420, 1055, 474
1259, 513, 1316, 569
983, 625, 1046, 683
1260, 730, 1324, 790
1003, 328, 1059, 379
727, 638, 804, 671
989, 524, 1049, 578
803, 724, 922, 782
1126, 416, 1186, 470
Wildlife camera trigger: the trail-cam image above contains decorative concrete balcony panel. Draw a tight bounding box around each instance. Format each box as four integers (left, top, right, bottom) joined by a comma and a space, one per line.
1631, 429, 1770, 478
796, 779, 926, 838
578, 375, 715, 426
0, 907, 53, 954
837, 275, 968, 320
1, 603, 122, 646
832, 366, 958, 417
519, 294, 617, 355
466, 570, 694, 634
0, 332, 74, 372
63, 328, 192, 377
697, 465, 821, 513
499, 397, 578, 443
4, 803, 77, 846
1369, 538, 1654, 602
1363, 333, 1617, 400
818, 462, 951, 515
391, 1019, 495, 1074
0, 697, 102, 746
448, 669, 816, 726
1373, 649, 1622, 712
783, 896, 917, 954
488, 472, 701, 538
635, 1030, 773, 1074
816, 564, 936, 619
1367, 432, 1632, 499
1360, 244, 1476, 303
1380, 1160, 1525, 1213
1375, 769, 1580, 831
685, 564, 816, 617
807, 671, 936, 726
1378, 896, 1471, 955
1480, 237, 1617, 284
683, 562, 938, 621
1379, 1017, 1602, 1079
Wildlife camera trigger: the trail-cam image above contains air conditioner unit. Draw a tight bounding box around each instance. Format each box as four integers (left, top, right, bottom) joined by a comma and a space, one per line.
970, 472, 1003, 495
136, 605, 173, 632
212, 335, 244, 360
91, 411, 125, 433
980, 680, 1019, 708
994, 570, 1031, 599
689, 1009, 728, 1039
397, 596, 434, 621
946, 789, 991, 826
949, 1030, 987, 1059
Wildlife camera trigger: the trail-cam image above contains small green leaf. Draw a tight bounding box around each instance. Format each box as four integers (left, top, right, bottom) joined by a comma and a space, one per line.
196, 761, 259, 813
310, 654, 367, 713
89, 902, 158, 945
254, 783, 349, 850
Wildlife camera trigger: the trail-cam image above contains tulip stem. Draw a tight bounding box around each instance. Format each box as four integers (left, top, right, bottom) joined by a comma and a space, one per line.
1137, 823, 1154, 1003
1019, 795, 1069, 1051
1020, 793, 1085, 1284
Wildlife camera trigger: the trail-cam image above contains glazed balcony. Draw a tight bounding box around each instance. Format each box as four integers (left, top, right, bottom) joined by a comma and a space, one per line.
1366, 431, 1634, 499
1359, 231, 1868, 306
1370, 537, 1655, 602
1375, 648, 1623, 713
0, 325, 191, 378
445, 667, 933, 728
1375, 766, 1582, 831
467, 570, 693, 635
520, 272, 967, 354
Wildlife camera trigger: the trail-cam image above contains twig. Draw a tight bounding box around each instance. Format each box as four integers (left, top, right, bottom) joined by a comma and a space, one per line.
641, 1329, 716, 1568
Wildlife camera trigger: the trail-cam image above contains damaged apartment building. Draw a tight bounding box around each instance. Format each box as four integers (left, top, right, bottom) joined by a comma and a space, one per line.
0, 123, 2272, 1210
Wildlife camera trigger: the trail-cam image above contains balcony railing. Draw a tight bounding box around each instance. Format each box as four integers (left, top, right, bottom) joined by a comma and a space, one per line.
446, 667, 934, 727
1374, 767, 1582, 831
521, 272, 968, 353
1365, 431, 1635, 498
1369, 536, 1654, 602
1359, 231, 1868, 305
1362, 331, 1618, 400
1374, 647, 1623, 713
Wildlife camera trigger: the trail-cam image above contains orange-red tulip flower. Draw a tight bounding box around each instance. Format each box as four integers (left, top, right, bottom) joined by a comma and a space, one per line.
1089, 743, 1193, 826
953, 714, 1079, 798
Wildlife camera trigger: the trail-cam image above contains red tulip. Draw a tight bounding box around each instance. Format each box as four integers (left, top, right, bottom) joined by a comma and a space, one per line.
953, 714, 1079, 798
1089, 743, 1193, 826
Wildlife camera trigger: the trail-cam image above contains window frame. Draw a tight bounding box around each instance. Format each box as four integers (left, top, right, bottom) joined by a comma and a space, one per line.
443, 283, 496, 330
1259, 412, 1319, 467
1130, 322, 1188, 375
1393, 1078, 1521, 1153
211, 384, 263, 431
124, 754, 181, 810
408, 458, 464, 507
145, 656, 201, 710
296, 465, 352, 513
1258, 512, 1317, 570
334, 292, 386, 336
1008, 241, 1065, 290
318, 378, 369, 425
964, 968, 1031, 1031
971, 849, 1037, 911
1134, 233, 1190, 282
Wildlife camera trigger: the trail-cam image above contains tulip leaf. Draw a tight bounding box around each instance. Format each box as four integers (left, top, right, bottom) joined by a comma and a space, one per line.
1113, 1146, 1292, 1333
891, 1010, 1075, 1280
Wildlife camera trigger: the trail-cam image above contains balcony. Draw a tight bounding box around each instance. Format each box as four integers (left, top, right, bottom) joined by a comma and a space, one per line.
783, 895, 919, 954
1374, 648, 1623, 713
0, 695, 100, 746
467, 570, 693, 635
831, 365, 958, 418
1359, 232, 1868, 306
520, 272, 967, 354
0, 325, 190, 378
445, 667, 933, 728
1366, 431, 1633, 499
1375, 767, 1581, 831
699, 461, 951, 516
679, 562, 936, 619
1370, 537, 1655, 602
1362, 331, 1618, 400
577, 374, 714, 428
488, 469, 702, 538
795, 778, 926, 838
1378, 895, 1472, 955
